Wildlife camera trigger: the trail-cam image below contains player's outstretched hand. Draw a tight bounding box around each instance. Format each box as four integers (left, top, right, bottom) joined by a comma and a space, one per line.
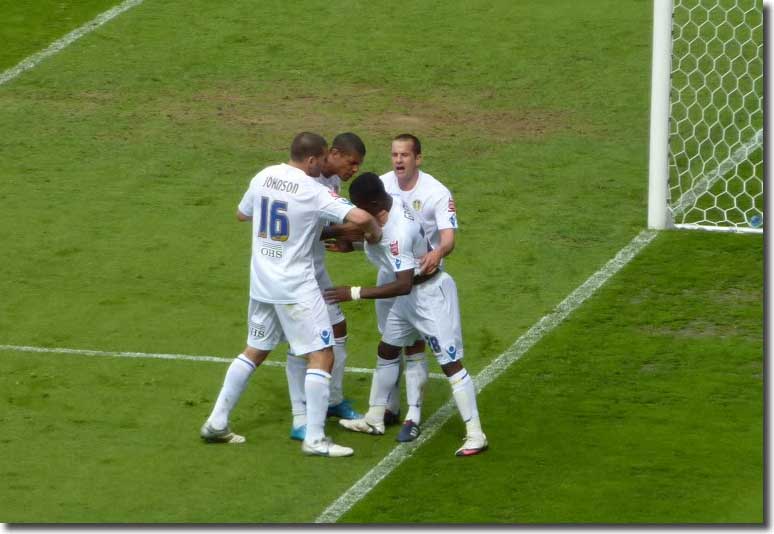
324, 286, 351, 304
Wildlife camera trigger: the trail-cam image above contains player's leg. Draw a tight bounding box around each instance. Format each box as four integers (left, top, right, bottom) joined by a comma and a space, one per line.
326, 317, 363, 420
340, 308, 418, 436
317, 270, 361, 420
403, 338, 428, 424
393, 338, 427, 442
285, 347, 307, 440
201, 299, 279, 444
278, 293, 353, 456
384, 354, 403, 426
415, 273, 487, 455
375, 286, 401, 425
440, 360, 487, 456
339, 340, 401, 435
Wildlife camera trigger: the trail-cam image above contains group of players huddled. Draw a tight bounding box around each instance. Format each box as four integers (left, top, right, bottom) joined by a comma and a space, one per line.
200, 132, 488, 458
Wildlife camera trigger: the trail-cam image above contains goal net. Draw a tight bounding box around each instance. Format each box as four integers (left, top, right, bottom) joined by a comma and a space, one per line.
648, 0, 763, 233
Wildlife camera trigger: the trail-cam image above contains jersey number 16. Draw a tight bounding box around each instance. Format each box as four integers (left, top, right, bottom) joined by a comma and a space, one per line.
258, 197, 289, 242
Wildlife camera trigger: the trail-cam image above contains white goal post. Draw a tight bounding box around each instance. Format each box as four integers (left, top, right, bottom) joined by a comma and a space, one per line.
648, 0, 763, 234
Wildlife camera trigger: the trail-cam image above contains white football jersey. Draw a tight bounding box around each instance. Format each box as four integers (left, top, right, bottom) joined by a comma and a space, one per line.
379, 169, 457, 254
312, 174, 342, 280
238, 163, 354, 304
364, 199, 427, 276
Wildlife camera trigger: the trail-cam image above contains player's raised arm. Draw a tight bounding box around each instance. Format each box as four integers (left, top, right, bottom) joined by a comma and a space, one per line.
320, 221, 363, 241
344, 206, 381, 244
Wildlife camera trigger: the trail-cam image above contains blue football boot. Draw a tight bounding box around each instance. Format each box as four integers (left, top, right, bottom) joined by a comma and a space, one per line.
289, 424, 306, 441
326, 399, 363, 420
395, 420, 421, 442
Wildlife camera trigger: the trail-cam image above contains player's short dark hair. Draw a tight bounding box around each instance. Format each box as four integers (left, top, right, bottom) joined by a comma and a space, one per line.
290, 132, 327, 161
332, 132, 366, 158
349, 172, 386, 205
393, 133, 421, 155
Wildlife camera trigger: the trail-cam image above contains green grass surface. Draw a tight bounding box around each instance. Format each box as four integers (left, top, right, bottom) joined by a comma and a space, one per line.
0, 0, 763, 524
0, 0, 120, 70
342, 231, 763, 523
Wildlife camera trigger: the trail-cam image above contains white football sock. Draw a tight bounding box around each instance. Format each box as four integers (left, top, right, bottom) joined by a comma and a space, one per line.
208, 354, 255, 430
404, 354, 428, 424
329, 336, 348, 406
385, 355, 403, 414
448, 368, 482, 434
369, 356, 401, 419
285, 351, 307, 427
304, 369, 331, 443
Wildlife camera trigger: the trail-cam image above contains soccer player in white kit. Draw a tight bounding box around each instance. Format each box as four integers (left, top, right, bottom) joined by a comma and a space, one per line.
285, 133, 367, 441
377, 134, 459, 442
324, 172, 487, 456
200, 132, 382, 457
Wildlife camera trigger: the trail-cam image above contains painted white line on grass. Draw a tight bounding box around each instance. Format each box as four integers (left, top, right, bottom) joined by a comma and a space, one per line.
671, 128, 763, 218
0, 0, 144, 87
314, 229, 658, 523
0, 344, 446, 379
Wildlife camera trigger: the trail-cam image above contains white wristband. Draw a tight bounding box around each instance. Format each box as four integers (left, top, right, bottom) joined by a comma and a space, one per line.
350, 286, 362, 301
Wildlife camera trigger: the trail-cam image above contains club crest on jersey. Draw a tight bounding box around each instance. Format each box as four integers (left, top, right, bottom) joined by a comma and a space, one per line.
328, 190, 352, 206
412, 199, 422, 211
448, 198, 456, 212
320, 329, 331, 344
389, 240, 400, 256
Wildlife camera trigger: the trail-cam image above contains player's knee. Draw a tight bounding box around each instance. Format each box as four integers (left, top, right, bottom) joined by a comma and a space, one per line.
243, 346, 269, 366
332, 319, 347, 339
378, 341, 401, 360
308, 347, 335, 372
405, 339, 425, 355
440, 360, 463, 377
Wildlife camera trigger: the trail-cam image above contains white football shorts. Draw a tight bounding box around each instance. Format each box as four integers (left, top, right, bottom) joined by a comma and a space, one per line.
316, 267, 346, 326
381, 271, 464, 366
246, 292, 335, 356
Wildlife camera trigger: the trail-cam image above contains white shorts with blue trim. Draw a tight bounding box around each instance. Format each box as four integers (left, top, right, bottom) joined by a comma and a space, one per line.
380, 271, 464, 366
316, 267, 346, 326
246, 291, 334, 356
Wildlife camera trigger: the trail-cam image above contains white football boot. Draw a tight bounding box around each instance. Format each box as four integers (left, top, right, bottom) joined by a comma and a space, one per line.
302, 436, 354, 457
338, 417, 385, 435
200, 422, 246, 444
455, 432, 488, 457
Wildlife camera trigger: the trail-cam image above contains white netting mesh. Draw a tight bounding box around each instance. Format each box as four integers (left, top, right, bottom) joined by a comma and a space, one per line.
668, 0, 763, 231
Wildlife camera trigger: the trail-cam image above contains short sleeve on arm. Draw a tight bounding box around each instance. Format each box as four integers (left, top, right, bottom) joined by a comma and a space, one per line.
388, 227, 418, 273
317, 187, 355, 224
238, 184, 254, 217
433, 190, 458, 231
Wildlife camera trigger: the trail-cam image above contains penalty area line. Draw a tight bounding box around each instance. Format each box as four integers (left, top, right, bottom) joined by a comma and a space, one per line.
314, 229, 658, 523
0, 344, 446, 380
0, 0, 144, 87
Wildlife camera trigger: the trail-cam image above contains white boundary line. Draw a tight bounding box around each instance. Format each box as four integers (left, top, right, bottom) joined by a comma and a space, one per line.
671, 128, 764, 221
0, 0, 144, 87
0, 344, 446, 380
314, 229, 658, 523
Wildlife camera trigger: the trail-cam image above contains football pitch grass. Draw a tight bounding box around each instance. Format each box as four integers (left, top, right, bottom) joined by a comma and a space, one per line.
0, 0, 763, 524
